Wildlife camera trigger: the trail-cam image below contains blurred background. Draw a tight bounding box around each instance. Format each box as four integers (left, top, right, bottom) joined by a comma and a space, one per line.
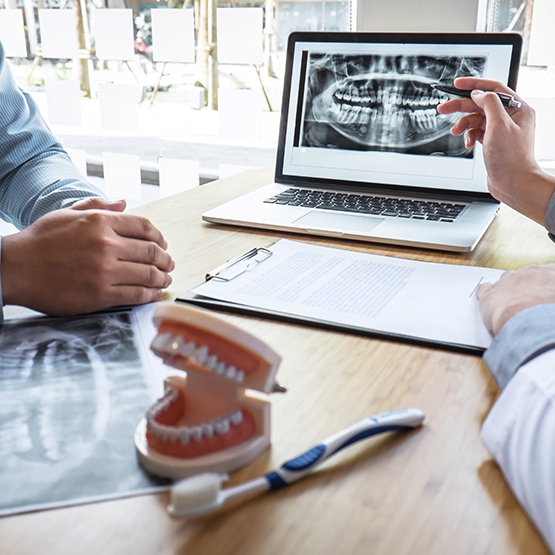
0, 0, 552, 233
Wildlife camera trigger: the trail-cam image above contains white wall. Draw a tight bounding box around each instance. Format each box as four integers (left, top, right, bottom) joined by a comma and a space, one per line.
356, 0, 486, 33
527, 0, 555, 66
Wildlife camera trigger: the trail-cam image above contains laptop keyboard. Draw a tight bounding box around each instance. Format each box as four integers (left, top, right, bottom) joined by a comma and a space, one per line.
264, 188, 466, 222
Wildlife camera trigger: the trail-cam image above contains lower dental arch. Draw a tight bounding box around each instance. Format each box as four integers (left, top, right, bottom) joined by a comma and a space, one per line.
145, 384, 256, 458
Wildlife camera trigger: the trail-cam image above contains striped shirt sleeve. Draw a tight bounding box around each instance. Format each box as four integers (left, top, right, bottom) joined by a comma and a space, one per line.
0, 41, 105, 231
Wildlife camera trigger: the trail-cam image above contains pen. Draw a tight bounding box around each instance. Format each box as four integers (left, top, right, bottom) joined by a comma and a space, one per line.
430, 84, 521, 109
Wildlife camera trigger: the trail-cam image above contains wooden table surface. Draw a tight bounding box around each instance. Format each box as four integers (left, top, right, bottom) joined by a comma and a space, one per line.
2, 169, 553, 555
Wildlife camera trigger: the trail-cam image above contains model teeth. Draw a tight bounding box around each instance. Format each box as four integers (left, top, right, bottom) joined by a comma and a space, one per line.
206, 354, 218, 370
180, 428, 190, 445
147, 404, 245, 442
170, 336, 184, 352
181, 341, 196, 357
151, 332, 248, 384
229, 409, 243, 425
150, 332, 173, 351
202, 423, 214, 438
214, 418, 230, 435
146, 386, 179, 426
195, 345, 209, 365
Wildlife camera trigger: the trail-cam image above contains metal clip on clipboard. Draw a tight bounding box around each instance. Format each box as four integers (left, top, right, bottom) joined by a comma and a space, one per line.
206, 247, 273, 282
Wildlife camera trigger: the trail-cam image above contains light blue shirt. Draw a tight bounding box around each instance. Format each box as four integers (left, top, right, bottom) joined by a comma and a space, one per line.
0, 41, 105, 320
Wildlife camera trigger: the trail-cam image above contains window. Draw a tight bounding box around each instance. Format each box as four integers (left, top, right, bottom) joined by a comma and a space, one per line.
0, 0, 351, 209
487, 0, 555, 164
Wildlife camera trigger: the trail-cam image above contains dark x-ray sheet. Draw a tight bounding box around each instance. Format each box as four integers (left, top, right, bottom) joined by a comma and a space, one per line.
0, 305, 170, 516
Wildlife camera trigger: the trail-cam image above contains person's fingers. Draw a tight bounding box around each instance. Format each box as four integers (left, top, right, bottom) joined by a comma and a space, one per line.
437, 97, 481, 115
475, 281, 493, 300
116, 237, 175, 272
109, 212, 168, 249
453, 77, 517, 95
112, 260, 173, 289
71, 197, 127, 212
464, 128, 484, 149
450, 113, 485, 136
499, 269, 516, 280
476, 271, 516, 300
103, 199, 127, 212
470, 90, 508, 125
109, 285, 165, 306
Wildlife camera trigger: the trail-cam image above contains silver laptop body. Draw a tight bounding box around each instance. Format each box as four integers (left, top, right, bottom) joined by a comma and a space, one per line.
203, 31, 522, 252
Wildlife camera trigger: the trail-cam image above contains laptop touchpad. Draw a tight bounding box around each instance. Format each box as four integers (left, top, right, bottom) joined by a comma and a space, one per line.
293, 211, 385, 233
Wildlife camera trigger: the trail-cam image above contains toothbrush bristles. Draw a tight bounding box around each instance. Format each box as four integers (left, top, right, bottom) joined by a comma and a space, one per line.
168, 473, 223, 517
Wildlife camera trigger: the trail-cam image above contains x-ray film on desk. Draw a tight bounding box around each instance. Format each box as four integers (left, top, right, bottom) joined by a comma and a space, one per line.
0, 305, 170, 517
203, 32, 522, 252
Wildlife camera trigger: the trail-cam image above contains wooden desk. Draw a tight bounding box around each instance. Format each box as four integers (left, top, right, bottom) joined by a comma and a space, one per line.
2, 169, 553, 555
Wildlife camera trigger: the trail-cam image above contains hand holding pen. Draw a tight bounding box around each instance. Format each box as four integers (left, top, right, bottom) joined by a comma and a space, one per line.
431, 83, 521, 108
436, 76, 531, 150
436, 77, 549, 226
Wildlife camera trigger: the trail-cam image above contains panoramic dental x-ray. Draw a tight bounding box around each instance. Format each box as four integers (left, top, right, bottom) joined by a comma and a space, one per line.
302, 53, 486, 158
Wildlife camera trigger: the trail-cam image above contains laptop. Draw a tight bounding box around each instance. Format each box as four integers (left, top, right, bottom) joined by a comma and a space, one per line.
203, 32, 522, 252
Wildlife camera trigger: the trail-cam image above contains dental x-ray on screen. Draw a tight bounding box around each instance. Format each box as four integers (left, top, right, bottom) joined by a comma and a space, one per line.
301, 53, 486, 158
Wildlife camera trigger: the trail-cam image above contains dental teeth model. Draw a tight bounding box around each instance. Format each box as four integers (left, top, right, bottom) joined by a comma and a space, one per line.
134, 303, 282, 480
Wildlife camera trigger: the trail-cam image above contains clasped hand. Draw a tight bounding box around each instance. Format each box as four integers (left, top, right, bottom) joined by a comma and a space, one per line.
1, 197, 174, 316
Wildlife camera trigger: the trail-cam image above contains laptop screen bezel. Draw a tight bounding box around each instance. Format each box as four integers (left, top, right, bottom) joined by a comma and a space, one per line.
274, 31, 523, 202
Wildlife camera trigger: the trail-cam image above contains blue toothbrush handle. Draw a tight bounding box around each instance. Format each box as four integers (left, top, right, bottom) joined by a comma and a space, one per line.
264, 408, 425, 490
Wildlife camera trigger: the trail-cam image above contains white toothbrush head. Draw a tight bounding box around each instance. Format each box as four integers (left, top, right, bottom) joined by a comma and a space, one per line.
168, 473, 227, 518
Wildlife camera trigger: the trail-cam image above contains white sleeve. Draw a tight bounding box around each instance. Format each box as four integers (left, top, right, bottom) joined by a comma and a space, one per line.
481, 349, 555, 553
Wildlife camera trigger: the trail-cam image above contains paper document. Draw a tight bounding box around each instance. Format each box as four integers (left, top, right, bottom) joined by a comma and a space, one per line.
191, 239, 504, 350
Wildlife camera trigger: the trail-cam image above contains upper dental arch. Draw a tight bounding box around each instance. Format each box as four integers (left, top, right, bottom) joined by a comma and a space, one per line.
151, 332, 246, 384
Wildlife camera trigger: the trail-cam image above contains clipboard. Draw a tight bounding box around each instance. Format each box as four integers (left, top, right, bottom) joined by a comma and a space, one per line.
205, 246, 273, 282
176, 241, 490, 356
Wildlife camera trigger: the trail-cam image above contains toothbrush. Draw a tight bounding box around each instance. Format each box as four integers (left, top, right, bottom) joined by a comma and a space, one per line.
167, 407, 425, 518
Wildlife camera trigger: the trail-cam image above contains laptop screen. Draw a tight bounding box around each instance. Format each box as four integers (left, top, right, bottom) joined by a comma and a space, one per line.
276, 32, 522, 199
